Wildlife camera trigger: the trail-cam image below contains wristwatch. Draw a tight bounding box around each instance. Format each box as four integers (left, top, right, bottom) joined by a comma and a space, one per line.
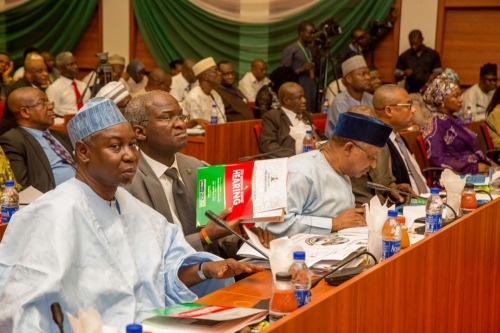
197, 262, 208, 281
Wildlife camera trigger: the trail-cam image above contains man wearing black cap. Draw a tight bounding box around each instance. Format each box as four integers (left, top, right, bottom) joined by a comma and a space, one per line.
260, 111, 392, 237
460, 63, 498, 121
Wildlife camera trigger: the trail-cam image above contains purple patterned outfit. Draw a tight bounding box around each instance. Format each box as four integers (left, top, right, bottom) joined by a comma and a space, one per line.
421, 112, 489, 174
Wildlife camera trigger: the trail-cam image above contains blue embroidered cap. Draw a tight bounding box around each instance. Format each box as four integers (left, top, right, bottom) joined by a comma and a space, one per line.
67, 97, 127, 148
334, 112, 392, 148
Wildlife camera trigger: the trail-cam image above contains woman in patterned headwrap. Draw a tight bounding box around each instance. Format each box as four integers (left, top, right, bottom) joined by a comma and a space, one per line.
421, 74, 496, 175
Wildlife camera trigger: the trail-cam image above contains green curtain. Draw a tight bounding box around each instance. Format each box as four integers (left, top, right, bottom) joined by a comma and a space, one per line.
132, 0, 393, 79
0, 0, 98, 68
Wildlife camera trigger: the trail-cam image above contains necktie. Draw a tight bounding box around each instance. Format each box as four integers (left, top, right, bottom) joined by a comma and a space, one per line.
395, 134, 427, 194
164, 167, 198, 235
42, 132, 77, 169
72, 81, 84, 110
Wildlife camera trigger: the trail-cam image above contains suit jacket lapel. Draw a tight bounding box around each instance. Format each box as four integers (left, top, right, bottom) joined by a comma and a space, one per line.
137, 152, 174, 223
177, 154, 197, 207
279, 108, 293, 128
18, 127, 55, 187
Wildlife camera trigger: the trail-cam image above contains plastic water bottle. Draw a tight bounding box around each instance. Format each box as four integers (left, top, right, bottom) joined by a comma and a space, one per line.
269, 272, 298, 323
126, 323, 142, 333
464, 106, 472, 122
302, 130, 314, 153
425, 187, 443, 237
288, 251, 311, 308
210, 103, 218, 124
322, 98, 330, 114
381, 210, 402, 261
1, 180, 19, 223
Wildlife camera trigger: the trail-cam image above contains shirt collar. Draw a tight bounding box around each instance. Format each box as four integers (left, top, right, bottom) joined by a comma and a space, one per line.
141, 151, 179, 179
282, 107, 301, 122
59, 76, 74, 85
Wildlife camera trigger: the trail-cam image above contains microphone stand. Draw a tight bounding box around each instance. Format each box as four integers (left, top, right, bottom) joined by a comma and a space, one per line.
205, 210, 269, 259
238, 148, 295, 162
365, 181, 458, 220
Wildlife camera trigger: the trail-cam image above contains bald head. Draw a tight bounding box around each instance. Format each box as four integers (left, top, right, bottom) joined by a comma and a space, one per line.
146, 67, 172, 92
251, 59, 267, 81
24, 55, 49, 87
8, 87, 55, 130
278, 82, 306, 113
372, 84, 405, 112
373, 84, 415, 131
8, 87, 37, 115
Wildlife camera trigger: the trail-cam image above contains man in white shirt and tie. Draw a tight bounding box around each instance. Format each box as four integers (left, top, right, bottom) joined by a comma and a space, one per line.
170, 59, 198, 105
46, 52, 90, 118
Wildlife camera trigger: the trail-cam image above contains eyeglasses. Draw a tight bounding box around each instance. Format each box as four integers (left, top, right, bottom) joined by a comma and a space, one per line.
142, 114, 190, 125
23, 101, 55, 109
352, 141, 379, 162
388, 100, 413, 108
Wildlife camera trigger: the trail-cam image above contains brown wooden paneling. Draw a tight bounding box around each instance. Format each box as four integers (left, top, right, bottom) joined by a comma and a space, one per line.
439, 8, 500, 87
72, 0, 103, 80
444, 0, 500, 7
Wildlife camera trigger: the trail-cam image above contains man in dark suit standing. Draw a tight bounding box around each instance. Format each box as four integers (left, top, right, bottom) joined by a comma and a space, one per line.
259, 82, 327, 158
0, 54, 49, 135
0, 87, 75, 193
123, 90, 273, 257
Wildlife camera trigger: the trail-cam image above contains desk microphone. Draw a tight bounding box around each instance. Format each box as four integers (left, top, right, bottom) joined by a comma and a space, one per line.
365, 181, 458, 220
238, 148, 295, 162
310, 249, 377, 288
205, 210, 269, 259
486, 120, 500, 137
50, 302, 65, 333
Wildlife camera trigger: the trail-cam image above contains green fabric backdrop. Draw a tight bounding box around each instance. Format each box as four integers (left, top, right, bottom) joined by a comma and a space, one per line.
0, 0, 98, 67
132, 0, 393, 79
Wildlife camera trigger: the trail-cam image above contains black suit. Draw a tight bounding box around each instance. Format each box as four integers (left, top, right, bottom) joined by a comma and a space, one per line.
0, 127, 74, 193
0, 78, 44, 135
387, 136, 412, 185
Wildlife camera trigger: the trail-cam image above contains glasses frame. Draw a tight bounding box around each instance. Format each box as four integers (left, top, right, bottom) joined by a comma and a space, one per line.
352, 141, 379, 162
23, 101, 55, 109
388, 100, 413, 108
140, 114, 191, 126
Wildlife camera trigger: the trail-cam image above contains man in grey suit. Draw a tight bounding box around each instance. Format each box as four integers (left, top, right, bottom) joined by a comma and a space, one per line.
123, 90, 273, 257
259, 82, 327, 158
0, 87, 75, 193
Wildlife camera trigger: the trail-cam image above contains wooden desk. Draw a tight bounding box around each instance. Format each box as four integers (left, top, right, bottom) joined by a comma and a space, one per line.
198, 198, 500, 332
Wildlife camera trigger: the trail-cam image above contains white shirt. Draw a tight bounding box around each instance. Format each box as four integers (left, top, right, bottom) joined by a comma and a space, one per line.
460, 83, 494, 121
183, 86, 226, 123
141, 151, 185, 234
45, 76, 91, 116
170, 72, 198, 103
238, 72, 270, 103
282, 107, 301, 127
390, 132, 429, 194
324, 78, 347, 104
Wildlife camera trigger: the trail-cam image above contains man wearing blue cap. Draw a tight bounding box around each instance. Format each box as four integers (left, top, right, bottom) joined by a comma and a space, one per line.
0, 97, 262, 331
261, 110, 393, 237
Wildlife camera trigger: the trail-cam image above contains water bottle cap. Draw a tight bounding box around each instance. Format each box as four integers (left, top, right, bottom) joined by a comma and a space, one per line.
126, 323, 142, 333
293, 251, 306, 260
4, 180, 14, 187
430, 187, 440, 194
397, 215, 406, 224
306, 130, 311, 134
387, 210, 398, 217
275, 272, 292, 281
464, 183, 475, 189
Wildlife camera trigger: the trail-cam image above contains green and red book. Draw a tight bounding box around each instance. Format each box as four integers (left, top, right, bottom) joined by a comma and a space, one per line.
196, 158, 288, 227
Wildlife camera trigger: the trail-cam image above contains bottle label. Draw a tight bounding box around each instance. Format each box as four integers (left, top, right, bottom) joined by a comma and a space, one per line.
303, 145, 313, 152
381, 240, 401, 260
2, 206, 19, 223
210, 116, 218, 124
425, 213, 442, 234
269, 310, 290, 323
294, 289, 311, 308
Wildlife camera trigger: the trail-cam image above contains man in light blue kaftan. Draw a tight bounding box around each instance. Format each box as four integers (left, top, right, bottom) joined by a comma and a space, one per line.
0, 97, 261, 332
262, 111, 393, 238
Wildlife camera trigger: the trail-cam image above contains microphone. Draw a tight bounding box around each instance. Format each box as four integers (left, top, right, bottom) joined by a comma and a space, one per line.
486, 120, 500, 137
310, 249, 377, 288
205, 210, 269, 259
365, 182, 458, 219
51, 302, 65, 333
238, 148, 295, 162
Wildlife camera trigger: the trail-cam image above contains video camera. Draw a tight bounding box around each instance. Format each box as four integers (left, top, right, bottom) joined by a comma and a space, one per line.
95, 52, 113, 85
314, 17, 343, 48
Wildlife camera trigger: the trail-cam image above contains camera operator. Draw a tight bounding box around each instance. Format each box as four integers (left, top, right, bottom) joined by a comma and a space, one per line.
282, 20, 319, 112
335, 8, 399, 79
